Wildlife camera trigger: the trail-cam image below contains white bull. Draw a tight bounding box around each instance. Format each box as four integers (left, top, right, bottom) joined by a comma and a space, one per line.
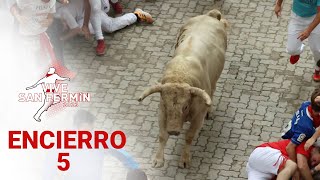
138, 9, 228, 168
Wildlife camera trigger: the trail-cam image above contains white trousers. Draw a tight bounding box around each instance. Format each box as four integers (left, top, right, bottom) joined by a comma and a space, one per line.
77, 12, 136, 34
58, 0, 137, 35
100, 12, 137, 33
89, 0, 103, 40
287, 12, 320, 70
246, 147, 285, 180
90, 0, 136, 37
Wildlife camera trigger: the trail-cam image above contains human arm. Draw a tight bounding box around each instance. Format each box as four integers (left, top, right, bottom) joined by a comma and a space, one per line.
59, 9, 83, 41
104, 145, 148, 180
286, 141, 301, 179
298, 7, 320, 41
287, 141, 298, 163
105, 147, 139, 169
82, 0, 91, 39
57, 0, 69, 4
26, 79, 44, 90
55, 75, 70, 81
305, 130, 320, 151
103, 139, 139, 169
40, 13, 54, 28
60, 27, 82, 41
297, 153, 313, 180
8, 2, 28, 24
274, 0, 284, 17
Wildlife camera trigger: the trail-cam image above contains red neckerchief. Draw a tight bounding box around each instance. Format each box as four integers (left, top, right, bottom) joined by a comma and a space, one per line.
308, 105, 320, 127
45, 73, 54, 92
46, 73, 53, 77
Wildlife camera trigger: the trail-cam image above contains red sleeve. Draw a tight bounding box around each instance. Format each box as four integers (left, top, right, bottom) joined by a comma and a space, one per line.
296, 142, 312, 159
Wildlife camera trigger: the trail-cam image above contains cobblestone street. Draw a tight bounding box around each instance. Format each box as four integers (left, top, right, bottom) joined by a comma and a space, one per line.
64, 0, 320, 179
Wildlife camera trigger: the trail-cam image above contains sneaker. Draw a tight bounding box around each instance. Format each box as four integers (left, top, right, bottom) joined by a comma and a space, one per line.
313, 70, 320, 82
109, 1, 123, 14
96, 39, 106, 56
290, 55, 300, 64
134, 8, 154, 24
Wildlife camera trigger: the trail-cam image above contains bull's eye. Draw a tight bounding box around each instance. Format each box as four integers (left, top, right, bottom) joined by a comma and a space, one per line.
183, 105, 188, 111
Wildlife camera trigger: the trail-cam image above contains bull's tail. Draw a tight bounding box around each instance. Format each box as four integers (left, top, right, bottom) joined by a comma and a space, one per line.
207, 9, 229, 28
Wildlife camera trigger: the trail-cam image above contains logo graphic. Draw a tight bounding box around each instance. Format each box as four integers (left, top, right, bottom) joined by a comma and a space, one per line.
19, 67, 90, 122
297, 133, 306, 143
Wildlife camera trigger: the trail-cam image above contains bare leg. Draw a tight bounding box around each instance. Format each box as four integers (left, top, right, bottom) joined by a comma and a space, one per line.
34, 97, 53, 122
34, 94, 60, 122
277, 159, 297, 180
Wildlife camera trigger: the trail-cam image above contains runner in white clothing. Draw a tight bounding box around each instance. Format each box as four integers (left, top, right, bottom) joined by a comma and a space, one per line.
10, 0, 55, 36
275, 0, 320, 81
57, 0, 154, 53
7, 0, 76, 80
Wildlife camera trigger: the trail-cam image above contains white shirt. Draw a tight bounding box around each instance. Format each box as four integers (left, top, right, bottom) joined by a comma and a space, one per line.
55, 0, 84, 29
16, 0, 56, 36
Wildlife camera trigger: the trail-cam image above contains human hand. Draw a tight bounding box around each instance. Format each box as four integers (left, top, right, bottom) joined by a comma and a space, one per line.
297, 29, 311, 41
59, 0, 69, 4
305, 138, 316, 151
312, 165, 320, 175
40, 17, 53, 28
81, 25, 90, 40
274, 4, 282, 18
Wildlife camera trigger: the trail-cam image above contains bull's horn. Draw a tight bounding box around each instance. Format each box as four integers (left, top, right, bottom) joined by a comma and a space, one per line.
138, 84, 162, 102
189, 87, 212, 106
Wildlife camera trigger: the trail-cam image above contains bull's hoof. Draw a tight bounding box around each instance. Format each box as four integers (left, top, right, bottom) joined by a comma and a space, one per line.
178, 157, 191, 168
152, 158, 164, 168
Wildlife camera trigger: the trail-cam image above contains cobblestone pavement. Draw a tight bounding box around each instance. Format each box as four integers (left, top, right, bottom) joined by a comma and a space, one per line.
64, 0, 320, 179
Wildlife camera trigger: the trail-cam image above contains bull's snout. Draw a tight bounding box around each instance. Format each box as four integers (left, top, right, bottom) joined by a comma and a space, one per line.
168, 131, 180, 136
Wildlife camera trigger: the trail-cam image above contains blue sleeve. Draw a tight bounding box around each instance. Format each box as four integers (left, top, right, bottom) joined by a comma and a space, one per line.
317, 0, 320, 6
301, 101, 311, 108
105, 140, 140, 170
291, 132, 307, 145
